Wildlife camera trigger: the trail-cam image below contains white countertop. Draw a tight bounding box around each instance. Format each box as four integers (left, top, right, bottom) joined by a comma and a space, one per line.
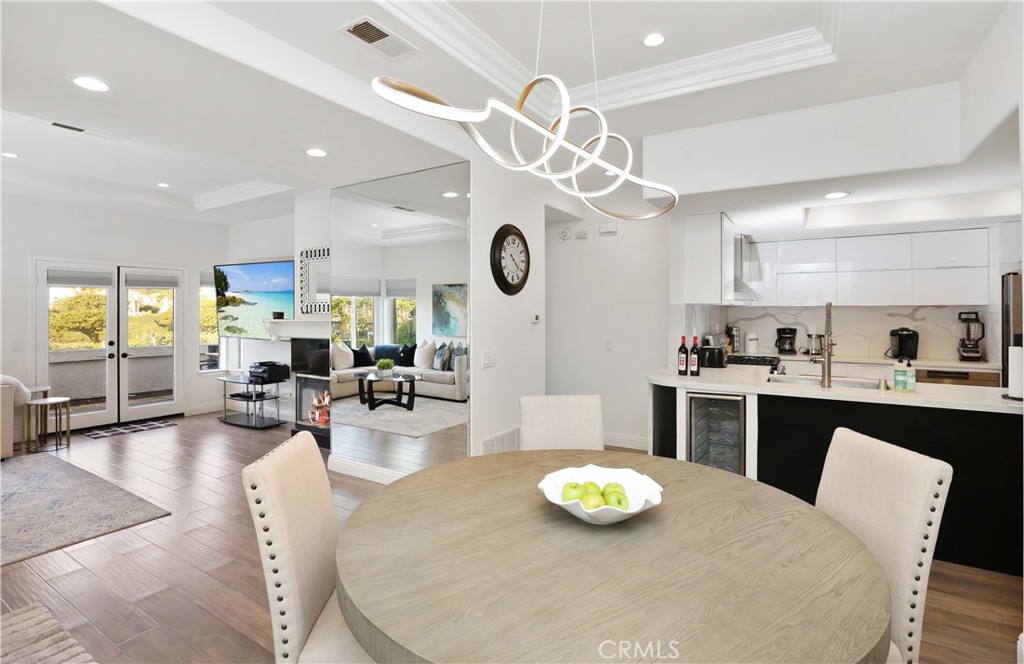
750, 353, 1001, 372
649, 366, 1022, 415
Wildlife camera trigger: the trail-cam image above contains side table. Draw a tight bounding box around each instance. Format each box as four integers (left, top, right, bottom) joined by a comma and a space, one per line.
22, 385, 50, 451
26, 396, 71, 452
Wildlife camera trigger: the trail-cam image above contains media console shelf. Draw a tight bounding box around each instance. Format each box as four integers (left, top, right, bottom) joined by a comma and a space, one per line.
218, 375, 285, 429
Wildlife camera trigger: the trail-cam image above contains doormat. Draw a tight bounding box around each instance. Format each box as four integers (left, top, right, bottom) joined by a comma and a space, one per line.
81, 420, 177, 439
1, 603, 95, 663
1, 454, 170, 565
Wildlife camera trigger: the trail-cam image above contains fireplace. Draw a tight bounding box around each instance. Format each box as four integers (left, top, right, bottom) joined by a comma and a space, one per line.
293, 373, 331, 449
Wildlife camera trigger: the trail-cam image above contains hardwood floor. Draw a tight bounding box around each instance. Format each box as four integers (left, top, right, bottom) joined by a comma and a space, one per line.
331, 420, 467, 474
1, 413, 1019, 663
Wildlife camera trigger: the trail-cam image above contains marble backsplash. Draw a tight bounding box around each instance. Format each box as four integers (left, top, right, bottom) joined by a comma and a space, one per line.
723, 304, 1001, 361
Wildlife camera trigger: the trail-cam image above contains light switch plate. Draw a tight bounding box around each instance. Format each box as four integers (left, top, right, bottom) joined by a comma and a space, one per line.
482, 351, 496, 368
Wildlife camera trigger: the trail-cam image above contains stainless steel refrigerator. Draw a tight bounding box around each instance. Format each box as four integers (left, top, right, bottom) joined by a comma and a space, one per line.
1002, 272, 1022, 387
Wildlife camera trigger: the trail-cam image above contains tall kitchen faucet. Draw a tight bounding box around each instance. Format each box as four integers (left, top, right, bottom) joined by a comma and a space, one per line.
810, 301, 837, 387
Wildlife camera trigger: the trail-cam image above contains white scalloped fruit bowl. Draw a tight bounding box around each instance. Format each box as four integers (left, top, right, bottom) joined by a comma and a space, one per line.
538, 464, 664, 525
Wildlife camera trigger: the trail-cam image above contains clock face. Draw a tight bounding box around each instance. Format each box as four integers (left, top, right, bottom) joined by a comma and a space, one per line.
490, 224, 530, 295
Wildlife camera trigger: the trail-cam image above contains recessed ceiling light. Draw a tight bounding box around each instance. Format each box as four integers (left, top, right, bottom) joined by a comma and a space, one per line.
72, 76, 110, 92
305, 148, 327, 158
157, 182, 170, 188
1, 152, 18, 159
371, 223, 379, 228
442, 191, 459, 198
824, 191, 850, 199
643, 33, 665, 48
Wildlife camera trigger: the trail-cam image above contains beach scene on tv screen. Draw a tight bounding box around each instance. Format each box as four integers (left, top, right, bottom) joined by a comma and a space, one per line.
215, 261, 294, 339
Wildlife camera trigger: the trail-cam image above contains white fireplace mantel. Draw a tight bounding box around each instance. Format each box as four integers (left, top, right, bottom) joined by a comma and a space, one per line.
262, 319, 330, 341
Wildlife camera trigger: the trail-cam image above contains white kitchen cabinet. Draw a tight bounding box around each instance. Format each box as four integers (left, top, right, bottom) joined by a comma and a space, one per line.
1000, 221, 1021, 273
912, 229, 988, 269
777, 272, 837, 306
681, 213, 725, 304
836, 234, 912, 271
912, 267, 989, 305
777, 238, 836, 274
836, 270, 913, 306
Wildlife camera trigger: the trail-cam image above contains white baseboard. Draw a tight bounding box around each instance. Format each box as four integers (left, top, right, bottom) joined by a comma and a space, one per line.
604, 433, 647, 451
328, 454, 407, 485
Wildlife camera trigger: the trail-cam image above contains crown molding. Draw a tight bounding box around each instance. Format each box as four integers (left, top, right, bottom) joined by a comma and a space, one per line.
569, 26, 838, 112
193, 179, 293, 211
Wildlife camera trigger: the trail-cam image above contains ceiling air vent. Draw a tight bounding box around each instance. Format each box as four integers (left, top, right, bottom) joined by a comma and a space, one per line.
51, 122, 85, 133
393, 205, 416, 213
340, 16, 419, 60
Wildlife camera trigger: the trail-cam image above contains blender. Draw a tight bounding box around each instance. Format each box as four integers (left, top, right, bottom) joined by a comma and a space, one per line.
958, 311, 985, 361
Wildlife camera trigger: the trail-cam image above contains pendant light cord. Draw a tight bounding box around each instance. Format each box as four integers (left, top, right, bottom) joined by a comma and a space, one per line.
588, 0, 599, 107
534, 0, 545, 77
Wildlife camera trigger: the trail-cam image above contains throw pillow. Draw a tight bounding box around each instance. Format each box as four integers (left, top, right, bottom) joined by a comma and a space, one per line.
414, 340, 436, 369
331, 342, 354, 370
397, 344, 416, 367
450, 343, 466, 369
374, 344, 401, 362
352, 344, 374, 368
432, 342, 450, 371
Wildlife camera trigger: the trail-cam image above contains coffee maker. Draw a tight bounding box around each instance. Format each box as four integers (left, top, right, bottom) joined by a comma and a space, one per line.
775, 327, 798, 354
958, 311, 985, 361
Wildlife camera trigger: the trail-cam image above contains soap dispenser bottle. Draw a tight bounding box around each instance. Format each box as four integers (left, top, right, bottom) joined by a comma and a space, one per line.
905, 360, 916, 392
893, 358, 907, 391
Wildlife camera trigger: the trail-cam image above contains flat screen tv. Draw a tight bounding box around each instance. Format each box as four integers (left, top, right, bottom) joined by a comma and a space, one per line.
214, 260, 295, 340
291, 338, 330, 377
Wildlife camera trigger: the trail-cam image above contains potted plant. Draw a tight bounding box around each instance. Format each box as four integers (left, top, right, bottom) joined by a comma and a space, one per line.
376, 358, 395, 378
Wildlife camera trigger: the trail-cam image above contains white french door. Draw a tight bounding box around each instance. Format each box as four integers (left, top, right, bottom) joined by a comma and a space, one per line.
36, 261, 185, 429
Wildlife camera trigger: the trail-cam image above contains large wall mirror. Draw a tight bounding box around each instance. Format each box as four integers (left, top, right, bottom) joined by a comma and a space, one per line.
327, 162, 470, 481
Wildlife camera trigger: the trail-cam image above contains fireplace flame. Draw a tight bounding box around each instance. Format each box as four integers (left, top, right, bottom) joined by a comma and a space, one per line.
306, 389, 332, 426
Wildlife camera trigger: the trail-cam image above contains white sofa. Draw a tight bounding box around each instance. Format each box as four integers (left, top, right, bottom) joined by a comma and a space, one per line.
330, 352, 468, 402
1, 384, 13, 459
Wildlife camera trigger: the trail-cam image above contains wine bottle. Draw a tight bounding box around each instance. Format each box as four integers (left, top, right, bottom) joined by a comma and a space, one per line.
689, 335, 701, 377
677, 336, 689, 376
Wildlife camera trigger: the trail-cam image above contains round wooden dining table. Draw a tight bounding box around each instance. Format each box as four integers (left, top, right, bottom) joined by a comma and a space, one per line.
336, 450, 891, 663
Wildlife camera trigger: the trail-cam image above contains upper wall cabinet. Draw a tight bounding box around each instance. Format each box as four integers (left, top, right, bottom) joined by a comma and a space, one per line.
776, 239, 836, 273
681, 212, 727, 304
777, 272, 837, 306
912, 229, 988, 269
836, 234, 912, 271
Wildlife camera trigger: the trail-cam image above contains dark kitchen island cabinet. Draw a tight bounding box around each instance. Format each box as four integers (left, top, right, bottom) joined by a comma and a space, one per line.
757, 395, 1022, 575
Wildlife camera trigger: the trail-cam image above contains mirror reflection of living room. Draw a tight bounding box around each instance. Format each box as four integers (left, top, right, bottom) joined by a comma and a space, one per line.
328, 162, 470, 477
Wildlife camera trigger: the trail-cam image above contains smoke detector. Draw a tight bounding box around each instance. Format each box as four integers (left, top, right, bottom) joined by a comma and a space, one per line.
339, 17, 418, 60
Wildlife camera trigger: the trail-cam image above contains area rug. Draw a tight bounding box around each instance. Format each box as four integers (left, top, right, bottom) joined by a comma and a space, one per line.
1, 454, 170, 565
331, 396, 467, 438
0, 603, 95, 663
81, 419, 177, 439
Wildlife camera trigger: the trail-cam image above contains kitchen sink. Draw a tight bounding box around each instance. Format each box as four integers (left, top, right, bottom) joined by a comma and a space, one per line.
767, 375, 888, 390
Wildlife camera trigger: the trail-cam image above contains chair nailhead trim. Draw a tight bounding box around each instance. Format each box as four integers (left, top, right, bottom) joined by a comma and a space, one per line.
933, 492, 939, 499
275, 581, 281, 588
908, 646, 913, 651
929, 506, 935, 512
283, 653, 288, 659
282, 624, 287, 630
263, 526, 269, 532
923, 534, 929, 540
280, 610, 286, 616
272, 568, 279, 574
255, 498, 262, 504
269, 554, 276, 560
912, 589, 918, 595
259, 512, 265, 518
283, 639, 288, 644
277, 596, 284, 602
909, 617, 915, 623
250, 483, 257, 490
937, 479, 943, 485
910, 603, 916, 609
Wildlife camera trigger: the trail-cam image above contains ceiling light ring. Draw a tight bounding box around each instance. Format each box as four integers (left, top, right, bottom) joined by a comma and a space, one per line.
559, 132, 634, 199
371, 75, 679, 220
533, 105, 609, 181
502, 75, 572, 173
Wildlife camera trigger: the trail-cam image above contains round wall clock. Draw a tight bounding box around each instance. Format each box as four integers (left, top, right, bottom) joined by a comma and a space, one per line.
490, 224, 530, 296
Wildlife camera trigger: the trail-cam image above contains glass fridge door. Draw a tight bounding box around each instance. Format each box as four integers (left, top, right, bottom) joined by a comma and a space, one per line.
687, 393, 745, 475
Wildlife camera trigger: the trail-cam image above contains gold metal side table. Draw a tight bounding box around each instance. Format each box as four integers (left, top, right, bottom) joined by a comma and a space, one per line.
26, 396, 71, 452
22, 385, 50, 450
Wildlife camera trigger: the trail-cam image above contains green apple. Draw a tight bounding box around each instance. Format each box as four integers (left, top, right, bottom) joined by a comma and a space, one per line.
580, 492, 606, 510
602, 483, 626, 498
604, 491, 629, 510
561, 482, 586, 502
582, 481, 602, 495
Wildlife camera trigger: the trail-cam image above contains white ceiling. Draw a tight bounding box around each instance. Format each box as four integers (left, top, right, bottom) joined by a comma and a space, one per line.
1, 1, 1019, 233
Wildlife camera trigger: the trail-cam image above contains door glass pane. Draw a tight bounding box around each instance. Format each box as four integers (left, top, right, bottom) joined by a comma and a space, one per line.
48, 286, 110, 414
331, 296, 353, 347
199, 285, 219, 370
126, 288, 175, 407
354, 296, 375, 348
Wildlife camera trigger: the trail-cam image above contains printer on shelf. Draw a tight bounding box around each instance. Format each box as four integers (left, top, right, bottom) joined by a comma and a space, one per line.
248, 361, 290, 384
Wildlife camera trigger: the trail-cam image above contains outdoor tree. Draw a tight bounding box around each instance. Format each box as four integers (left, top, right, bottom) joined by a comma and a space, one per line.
49, 290, 106, 347
214, 267, 229, 296
200, 292, 219, 344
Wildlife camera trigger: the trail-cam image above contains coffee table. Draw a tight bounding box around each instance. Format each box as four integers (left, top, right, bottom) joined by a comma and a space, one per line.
355, 371, 418, 411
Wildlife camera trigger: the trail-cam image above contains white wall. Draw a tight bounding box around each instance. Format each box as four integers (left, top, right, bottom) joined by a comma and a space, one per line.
545, 213, 669, 449
383, 240, 468, 346
0, 193, 230, 415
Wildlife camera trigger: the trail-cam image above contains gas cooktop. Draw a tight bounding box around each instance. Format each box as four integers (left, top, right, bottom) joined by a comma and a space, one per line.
728, 355, 781, 367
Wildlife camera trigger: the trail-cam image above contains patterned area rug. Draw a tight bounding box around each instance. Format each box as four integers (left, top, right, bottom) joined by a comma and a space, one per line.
1, 454, 170, 565
0, 603, 95, 663
81, 419, 177, 439
331, 396, 467, 438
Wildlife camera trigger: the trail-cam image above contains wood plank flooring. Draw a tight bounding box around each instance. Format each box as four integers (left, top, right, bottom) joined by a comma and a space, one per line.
1, 413, 1019, 663
330, 420, 467, 474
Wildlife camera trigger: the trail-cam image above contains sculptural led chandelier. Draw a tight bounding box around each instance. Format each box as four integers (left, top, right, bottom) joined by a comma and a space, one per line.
370, 5, 678, 221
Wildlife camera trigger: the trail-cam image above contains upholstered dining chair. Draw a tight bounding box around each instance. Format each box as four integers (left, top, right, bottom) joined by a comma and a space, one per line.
242, 432, 372, 663
815, 427, 953, 664
519, 395, 605, 450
